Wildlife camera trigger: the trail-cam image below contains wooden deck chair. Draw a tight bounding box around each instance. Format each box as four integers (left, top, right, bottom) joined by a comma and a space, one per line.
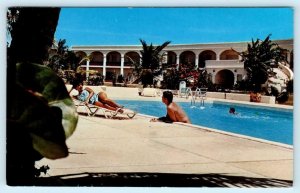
72, 99, 136, 119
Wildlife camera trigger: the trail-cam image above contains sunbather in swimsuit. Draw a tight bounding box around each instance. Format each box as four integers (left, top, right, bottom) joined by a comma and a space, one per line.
77, 89, 98, 104
71, 82, 123, 113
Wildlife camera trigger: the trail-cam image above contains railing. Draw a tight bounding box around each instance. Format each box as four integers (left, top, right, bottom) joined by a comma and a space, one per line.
83, 62, 137, 68
278, 62, 293, 80
205, 60, 244, 68
90, 62, 103, 66
191, 88, 207, 108
106, 62, 121, 66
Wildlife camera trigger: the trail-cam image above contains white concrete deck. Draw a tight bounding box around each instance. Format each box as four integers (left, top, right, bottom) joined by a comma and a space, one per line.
35, 86, 293, 187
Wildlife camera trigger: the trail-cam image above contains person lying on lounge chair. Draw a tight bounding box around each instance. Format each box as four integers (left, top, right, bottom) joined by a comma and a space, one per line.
150, 91, 191, 124
70, 81, 124, 113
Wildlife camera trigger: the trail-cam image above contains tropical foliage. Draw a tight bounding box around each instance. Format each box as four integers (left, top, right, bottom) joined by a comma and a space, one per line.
237, 35, 287, 92
196, 69, 214, 90
47, 39, 80, 73
140, 39, 171, 70
7, 8, 78, 185
78, 53, 93, 65
161, 67, 180, 90
76, 53, 107, 85
161, 63, 214, 90
286, 79, 293, 94
137, 39, 171, 87
126, 55, 143, 79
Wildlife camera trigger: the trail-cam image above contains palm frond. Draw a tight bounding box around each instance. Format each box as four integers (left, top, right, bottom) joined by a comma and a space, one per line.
154, 41, 171, 54
79, 55, 93, 64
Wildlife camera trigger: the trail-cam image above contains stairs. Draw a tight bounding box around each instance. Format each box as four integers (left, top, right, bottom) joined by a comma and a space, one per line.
267, 62, 293, 93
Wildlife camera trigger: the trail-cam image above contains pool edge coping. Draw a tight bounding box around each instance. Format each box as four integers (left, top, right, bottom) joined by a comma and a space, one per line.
116, 98, 293, 149
137, 113, 293, 150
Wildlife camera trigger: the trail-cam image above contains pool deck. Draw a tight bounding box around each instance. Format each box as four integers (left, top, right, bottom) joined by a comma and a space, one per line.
36, 86, 293, 187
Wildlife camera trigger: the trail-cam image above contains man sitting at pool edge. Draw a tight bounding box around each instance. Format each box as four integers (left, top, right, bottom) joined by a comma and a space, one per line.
150, 91, 191, 124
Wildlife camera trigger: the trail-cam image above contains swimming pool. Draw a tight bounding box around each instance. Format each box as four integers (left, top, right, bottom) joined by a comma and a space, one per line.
117, 100, 293, 145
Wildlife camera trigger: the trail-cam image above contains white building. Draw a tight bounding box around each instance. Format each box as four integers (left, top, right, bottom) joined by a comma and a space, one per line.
71, 39, 293, 88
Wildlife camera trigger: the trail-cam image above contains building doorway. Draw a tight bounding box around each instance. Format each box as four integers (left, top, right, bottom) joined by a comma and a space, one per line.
215, 69, 234, 89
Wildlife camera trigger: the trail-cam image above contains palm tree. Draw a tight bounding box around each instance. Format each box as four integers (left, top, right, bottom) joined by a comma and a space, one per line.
237, 35, 287, 92
139, 39, 171, 87
57, 39, 68, 55
48, 39, 66, 72
48, 39, 80, 72
79, 54, 93, 65
79, 54, 94, 81
64, 50, 80, 70
140, 39, 171, 70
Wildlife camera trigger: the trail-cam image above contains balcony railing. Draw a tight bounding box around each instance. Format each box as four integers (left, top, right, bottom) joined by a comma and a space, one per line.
106, 62, 121, 66
124, 62, 140, 66
205, 60, 244, 68
90, 62, 103, 66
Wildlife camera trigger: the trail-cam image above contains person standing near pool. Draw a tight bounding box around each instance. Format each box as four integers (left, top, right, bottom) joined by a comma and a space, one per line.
150, 91, 191, 123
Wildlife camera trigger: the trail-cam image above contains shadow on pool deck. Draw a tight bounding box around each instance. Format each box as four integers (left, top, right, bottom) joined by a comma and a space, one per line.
34, 172, 292, 187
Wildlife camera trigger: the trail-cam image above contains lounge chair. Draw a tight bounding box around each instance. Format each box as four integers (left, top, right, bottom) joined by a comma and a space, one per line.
142, 88, 158, 97
178, 81, 193, 98
72, 99, 136, 119
179, 87, 191, 98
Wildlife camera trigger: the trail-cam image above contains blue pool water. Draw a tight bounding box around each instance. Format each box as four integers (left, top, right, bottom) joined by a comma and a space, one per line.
117, 100, 293, 145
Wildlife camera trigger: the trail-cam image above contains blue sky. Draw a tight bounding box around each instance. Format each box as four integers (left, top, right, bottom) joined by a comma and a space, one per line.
55, 7, 293, 47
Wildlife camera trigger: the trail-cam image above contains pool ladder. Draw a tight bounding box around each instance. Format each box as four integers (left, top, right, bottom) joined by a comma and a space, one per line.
190, 88, 207, 108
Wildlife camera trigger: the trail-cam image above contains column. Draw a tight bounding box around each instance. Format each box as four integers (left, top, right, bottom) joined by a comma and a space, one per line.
234, 72, 237, 85
162, 52, 168, 65
176, 55, 180, 70
103, 54, 107, 78
216, 52, 220, 61
86, 60, 90, 81
211, 70, 216, 84
176, 55, 180, 65
195, 56, 199, 69
120, 54, 124, 75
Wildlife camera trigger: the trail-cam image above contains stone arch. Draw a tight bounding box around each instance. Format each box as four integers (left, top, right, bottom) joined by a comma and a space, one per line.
167, 51, 177, 65
75, 51, 87, 65
215, 69, 234, 89
199, 50, 217, 68
220, 50, 239, 60
180, 51, 195, 66
90, 51, 103, 65
124, 51, 140, 66
107, 51, 121, 66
